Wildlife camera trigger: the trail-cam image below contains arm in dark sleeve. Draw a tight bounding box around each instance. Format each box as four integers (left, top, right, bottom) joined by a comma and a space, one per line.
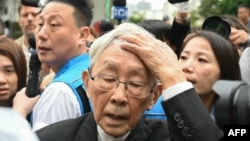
171, 19, 190, 57
162, 88, 224, 141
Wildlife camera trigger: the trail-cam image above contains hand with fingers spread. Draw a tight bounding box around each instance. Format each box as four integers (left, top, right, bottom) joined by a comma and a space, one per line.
118, 34, 187, 89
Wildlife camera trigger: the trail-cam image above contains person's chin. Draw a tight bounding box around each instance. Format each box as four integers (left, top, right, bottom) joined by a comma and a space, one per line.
100, 116, 129, 137
102, 125, 129, 138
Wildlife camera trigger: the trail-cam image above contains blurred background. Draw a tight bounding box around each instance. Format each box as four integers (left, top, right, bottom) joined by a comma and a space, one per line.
0, 0, 249, 39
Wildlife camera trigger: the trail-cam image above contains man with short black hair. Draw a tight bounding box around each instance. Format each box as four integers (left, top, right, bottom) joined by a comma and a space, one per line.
16, 0, 94, 131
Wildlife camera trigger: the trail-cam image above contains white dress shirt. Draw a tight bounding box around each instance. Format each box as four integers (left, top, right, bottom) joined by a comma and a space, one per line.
32, 82, 81, 131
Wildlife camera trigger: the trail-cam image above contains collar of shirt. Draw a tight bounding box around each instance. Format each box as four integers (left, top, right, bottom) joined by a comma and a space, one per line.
97, 125, 130, 141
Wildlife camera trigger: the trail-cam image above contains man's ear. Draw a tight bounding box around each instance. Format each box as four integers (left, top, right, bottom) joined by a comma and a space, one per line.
82, 70, 90, 97
147, 83, 163, 110
78, 26, 90, 47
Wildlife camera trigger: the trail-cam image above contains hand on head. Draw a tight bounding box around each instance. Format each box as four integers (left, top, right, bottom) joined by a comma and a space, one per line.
118, 33, 187, 89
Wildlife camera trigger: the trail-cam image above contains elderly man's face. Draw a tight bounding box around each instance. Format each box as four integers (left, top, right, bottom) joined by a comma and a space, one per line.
83, 44, 161, 137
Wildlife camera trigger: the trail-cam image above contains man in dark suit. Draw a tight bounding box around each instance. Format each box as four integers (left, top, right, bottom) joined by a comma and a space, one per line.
36, 21, 223, 141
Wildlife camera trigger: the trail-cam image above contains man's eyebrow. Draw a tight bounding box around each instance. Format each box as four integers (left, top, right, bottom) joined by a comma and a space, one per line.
37, 14, 64, 21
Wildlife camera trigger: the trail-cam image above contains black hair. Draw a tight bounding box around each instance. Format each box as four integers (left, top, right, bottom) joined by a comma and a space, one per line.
237, 4, 250, 10
138, 20, 172, 43
46, 0, 94, 26
220, 14, 249, 33
181, 30, 242, 80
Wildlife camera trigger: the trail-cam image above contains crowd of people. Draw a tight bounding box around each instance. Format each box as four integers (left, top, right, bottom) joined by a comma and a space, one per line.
0, 0, 250, 140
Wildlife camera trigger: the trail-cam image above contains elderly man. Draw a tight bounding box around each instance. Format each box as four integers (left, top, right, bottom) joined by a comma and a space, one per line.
36, 23, 223, 141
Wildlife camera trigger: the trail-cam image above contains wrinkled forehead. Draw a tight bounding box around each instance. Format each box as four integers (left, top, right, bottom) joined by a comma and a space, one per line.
92, 39, 141, 67
92, 42, 156, 82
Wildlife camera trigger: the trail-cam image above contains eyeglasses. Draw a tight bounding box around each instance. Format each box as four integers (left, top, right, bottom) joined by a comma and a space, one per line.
88, 68, 155, 98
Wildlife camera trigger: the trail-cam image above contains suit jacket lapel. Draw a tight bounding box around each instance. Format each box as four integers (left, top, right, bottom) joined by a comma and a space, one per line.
73, 114, 153, 141
74, 113, 98, 141
126, 118, 152, 141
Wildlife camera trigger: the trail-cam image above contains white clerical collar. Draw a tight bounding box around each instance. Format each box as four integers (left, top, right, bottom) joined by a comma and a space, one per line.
97, 125, 130, 141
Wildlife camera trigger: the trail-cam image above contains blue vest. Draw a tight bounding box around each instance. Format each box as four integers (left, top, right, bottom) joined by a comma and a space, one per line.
51, 53, 90, 115
144, 96, 167, 120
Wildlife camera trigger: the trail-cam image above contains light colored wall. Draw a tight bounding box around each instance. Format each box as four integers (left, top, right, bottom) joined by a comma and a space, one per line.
92, 0, 106, 24
1, 0, 20, 22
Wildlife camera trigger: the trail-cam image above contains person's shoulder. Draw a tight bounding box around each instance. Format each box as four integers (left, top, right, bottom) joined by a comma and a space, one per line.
36, 113, 90, 140
39, 82, 75, 102
43, 82, 73, 93
40, 82, 78, 105
14, 36, 23, 46
240, 48, 250, 63
39, 114, 86, 131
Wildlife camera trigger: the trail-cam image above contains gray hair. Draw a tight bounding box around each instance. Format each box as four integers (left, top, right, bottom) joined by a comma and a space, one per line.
88, 22, 154, 69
